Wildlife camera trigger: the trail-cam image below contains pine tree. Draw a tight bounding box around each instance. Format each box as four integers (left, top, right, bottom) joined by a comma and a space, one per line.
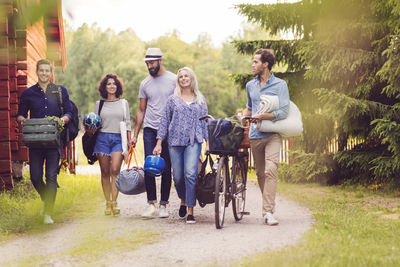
233, 0, 400, 185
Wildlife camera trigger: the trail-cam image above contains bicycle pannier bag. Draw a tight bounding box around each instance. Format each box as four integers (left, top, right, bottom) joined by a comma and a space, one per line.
196, 154, 216, 207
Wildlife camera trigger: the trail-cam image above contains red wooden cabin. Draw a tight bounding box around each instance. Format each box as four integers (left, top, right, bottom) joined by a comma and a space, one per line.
0, 0, 70, 190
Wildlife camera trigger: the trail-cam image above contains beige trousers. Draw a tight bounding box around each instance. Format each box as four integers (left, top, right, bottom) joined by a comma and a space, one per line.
250, 134, 281, 215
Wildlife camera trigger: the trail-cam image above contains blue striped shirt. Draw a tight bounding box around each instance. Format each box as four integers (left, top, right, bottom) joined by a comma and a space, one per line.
157, 95, 208, 146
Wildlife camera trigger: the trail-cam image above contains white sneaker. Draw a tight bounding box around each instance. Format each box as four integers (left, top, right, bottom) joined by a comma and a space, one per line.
141, 204, 157, 217
264, 212, 279, 226
43, 214, 54, 224
159, 205, 169, 218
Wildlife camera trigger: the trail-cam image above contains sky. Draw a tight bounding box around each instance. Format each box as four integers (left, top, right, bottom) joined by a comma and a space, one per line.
62, 0, 292, 46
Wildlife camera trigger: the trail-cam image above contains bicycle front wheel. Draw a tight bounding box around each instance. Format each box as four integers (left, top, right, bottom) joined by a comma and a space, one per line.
215, 156, 227, 229
232, 157, 247, 221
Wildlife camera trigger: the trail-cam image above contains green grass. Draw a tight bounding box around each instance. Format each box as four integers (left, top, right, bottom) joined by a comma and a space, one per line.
0, 130, 147, 241
236, 174, 400, 267
0, 172, 103, 240
0, 130, 159, 264
0, 131, 160, 265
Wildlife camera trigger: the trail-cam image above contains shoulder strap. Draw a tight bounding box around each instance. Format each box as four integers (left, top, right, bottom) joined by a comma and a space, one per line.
98, 100, 105, 115
209, 155, 214, 171
199, 154, 215, 178
56, 86, 64, 115
122, 99, 127, 121
199, 154, 209, 178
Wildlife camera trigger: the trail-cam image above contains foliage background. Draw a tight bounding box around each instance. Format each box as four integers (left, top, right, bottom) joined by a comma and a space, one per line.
233, 0, 400, 187
54, 23, 273, 121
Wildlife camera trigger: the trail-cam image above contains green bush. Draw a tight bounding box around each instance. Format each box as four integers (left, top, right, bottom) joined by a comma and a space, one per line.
278, 151, 338, 184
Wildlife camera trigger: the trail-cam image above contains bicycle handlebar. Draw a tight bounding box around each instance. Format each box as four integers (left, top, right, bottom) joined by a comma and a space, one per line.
199, 114, 215, 121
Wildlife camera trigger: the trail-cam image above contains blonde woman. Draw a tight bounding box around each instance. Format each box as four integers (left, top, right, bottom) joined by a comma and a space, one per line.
154, 67, 208, 223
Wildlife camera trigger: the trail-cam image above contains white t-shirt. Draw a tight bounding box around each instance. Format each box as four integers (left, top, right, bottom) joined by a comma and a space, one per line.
95, 99, 131, 133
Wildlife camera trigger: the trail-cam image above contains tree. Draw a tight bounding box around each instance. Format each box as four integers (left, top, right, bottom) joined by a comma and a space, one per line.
55, 24, 147, 118
233, 0, 400, 185
55, 23, 269, 128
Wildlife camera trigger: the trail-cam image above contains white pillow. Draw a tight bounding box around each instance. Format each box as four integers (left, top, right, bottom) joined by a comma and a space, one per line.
256, 100, 303, 137
257, 95, 279, 114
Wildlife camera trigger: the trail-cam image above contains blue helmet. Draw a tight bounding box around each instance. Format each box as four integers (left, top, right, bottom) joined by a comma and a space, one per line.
83, 112, 102, 129
144, 155, 165, 177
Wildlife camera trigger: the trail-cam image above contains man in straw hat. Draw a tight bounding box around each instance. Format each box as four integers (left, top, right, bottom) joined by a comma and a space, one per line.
132, 48, 176, 218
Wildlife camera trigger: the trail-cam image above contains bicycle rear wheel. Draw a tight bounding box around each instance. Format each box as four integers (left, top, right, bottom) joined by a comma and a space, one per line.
232, 157, 247, 221
215, 156, 227, 229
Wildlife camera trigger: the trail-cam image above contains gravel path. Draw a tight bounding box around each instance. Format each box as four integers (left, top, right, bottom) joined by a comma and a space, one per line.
0, 165, 313, 266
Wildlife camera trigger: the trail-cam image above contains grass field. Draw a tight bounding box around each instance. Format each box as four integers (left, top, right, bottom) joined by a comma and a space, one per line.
237, 172, 400, 267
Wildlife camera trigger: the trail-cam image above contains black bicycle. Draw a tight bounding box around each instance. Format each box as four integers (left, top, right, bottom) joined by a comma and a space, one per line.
200, 115, 250, 229
213, 150, 249, 229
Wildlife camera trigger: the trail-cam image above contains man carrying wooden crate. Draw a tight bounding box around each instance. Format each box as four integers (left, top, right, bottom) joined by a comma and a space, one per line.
16, 59, 72, 224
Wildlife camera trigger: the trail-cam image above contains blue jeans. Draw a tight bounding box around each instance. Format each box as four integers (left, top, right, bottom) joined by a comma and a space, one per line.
143, 127, 171, 205
169, 142, 202, 207
29, 148, 60, 214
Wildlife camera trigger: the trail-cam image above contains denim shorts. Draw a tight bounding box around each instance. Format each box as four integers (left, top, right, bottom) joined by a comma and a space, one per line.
94, 132, 122, 156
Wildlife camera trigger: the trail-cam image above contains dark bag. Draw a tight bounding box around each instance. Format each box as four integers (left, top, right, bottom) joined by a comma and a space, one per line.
53, 85, 80, 146
207, 115, 245, 153
82, 132, 98, 165
60, 100, 79, 146
196, 154, 216, 207
116, 147, 146, 195
82, 100, 104, 164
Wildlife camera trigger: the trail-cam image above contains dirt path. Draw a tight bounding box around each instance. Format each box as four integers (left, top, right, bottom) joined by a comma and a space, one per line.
0, 165, 313, 266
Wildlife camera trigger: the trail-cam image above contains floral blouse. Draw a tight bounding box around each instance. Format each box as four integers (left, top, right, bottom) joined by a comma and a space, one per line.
157, 95, 208, 146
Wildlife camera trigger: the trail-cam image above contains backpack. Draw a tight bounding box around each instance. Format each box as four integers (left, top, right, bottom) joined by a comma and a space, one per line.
61, 100, 79, 146
82, 100, 104, 165
54, 85, 80, 146
196, 154, 216, 207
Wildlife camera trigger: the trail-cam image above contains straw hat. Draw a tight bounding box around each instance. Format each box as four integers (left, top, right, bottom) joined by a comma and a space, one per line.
144, 48, 162, 61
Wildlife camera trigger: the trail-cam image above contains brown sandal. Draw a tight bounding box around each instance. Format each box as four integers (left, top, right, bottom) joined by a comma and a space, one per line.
111, 201, 120, 215
105, 201, 112, 216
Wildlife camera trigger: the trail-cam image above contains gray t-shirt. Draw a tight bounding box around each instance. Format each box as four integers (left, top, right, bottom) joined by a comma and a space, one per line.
95, 99, 131, 133
138, 71, 176, 130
